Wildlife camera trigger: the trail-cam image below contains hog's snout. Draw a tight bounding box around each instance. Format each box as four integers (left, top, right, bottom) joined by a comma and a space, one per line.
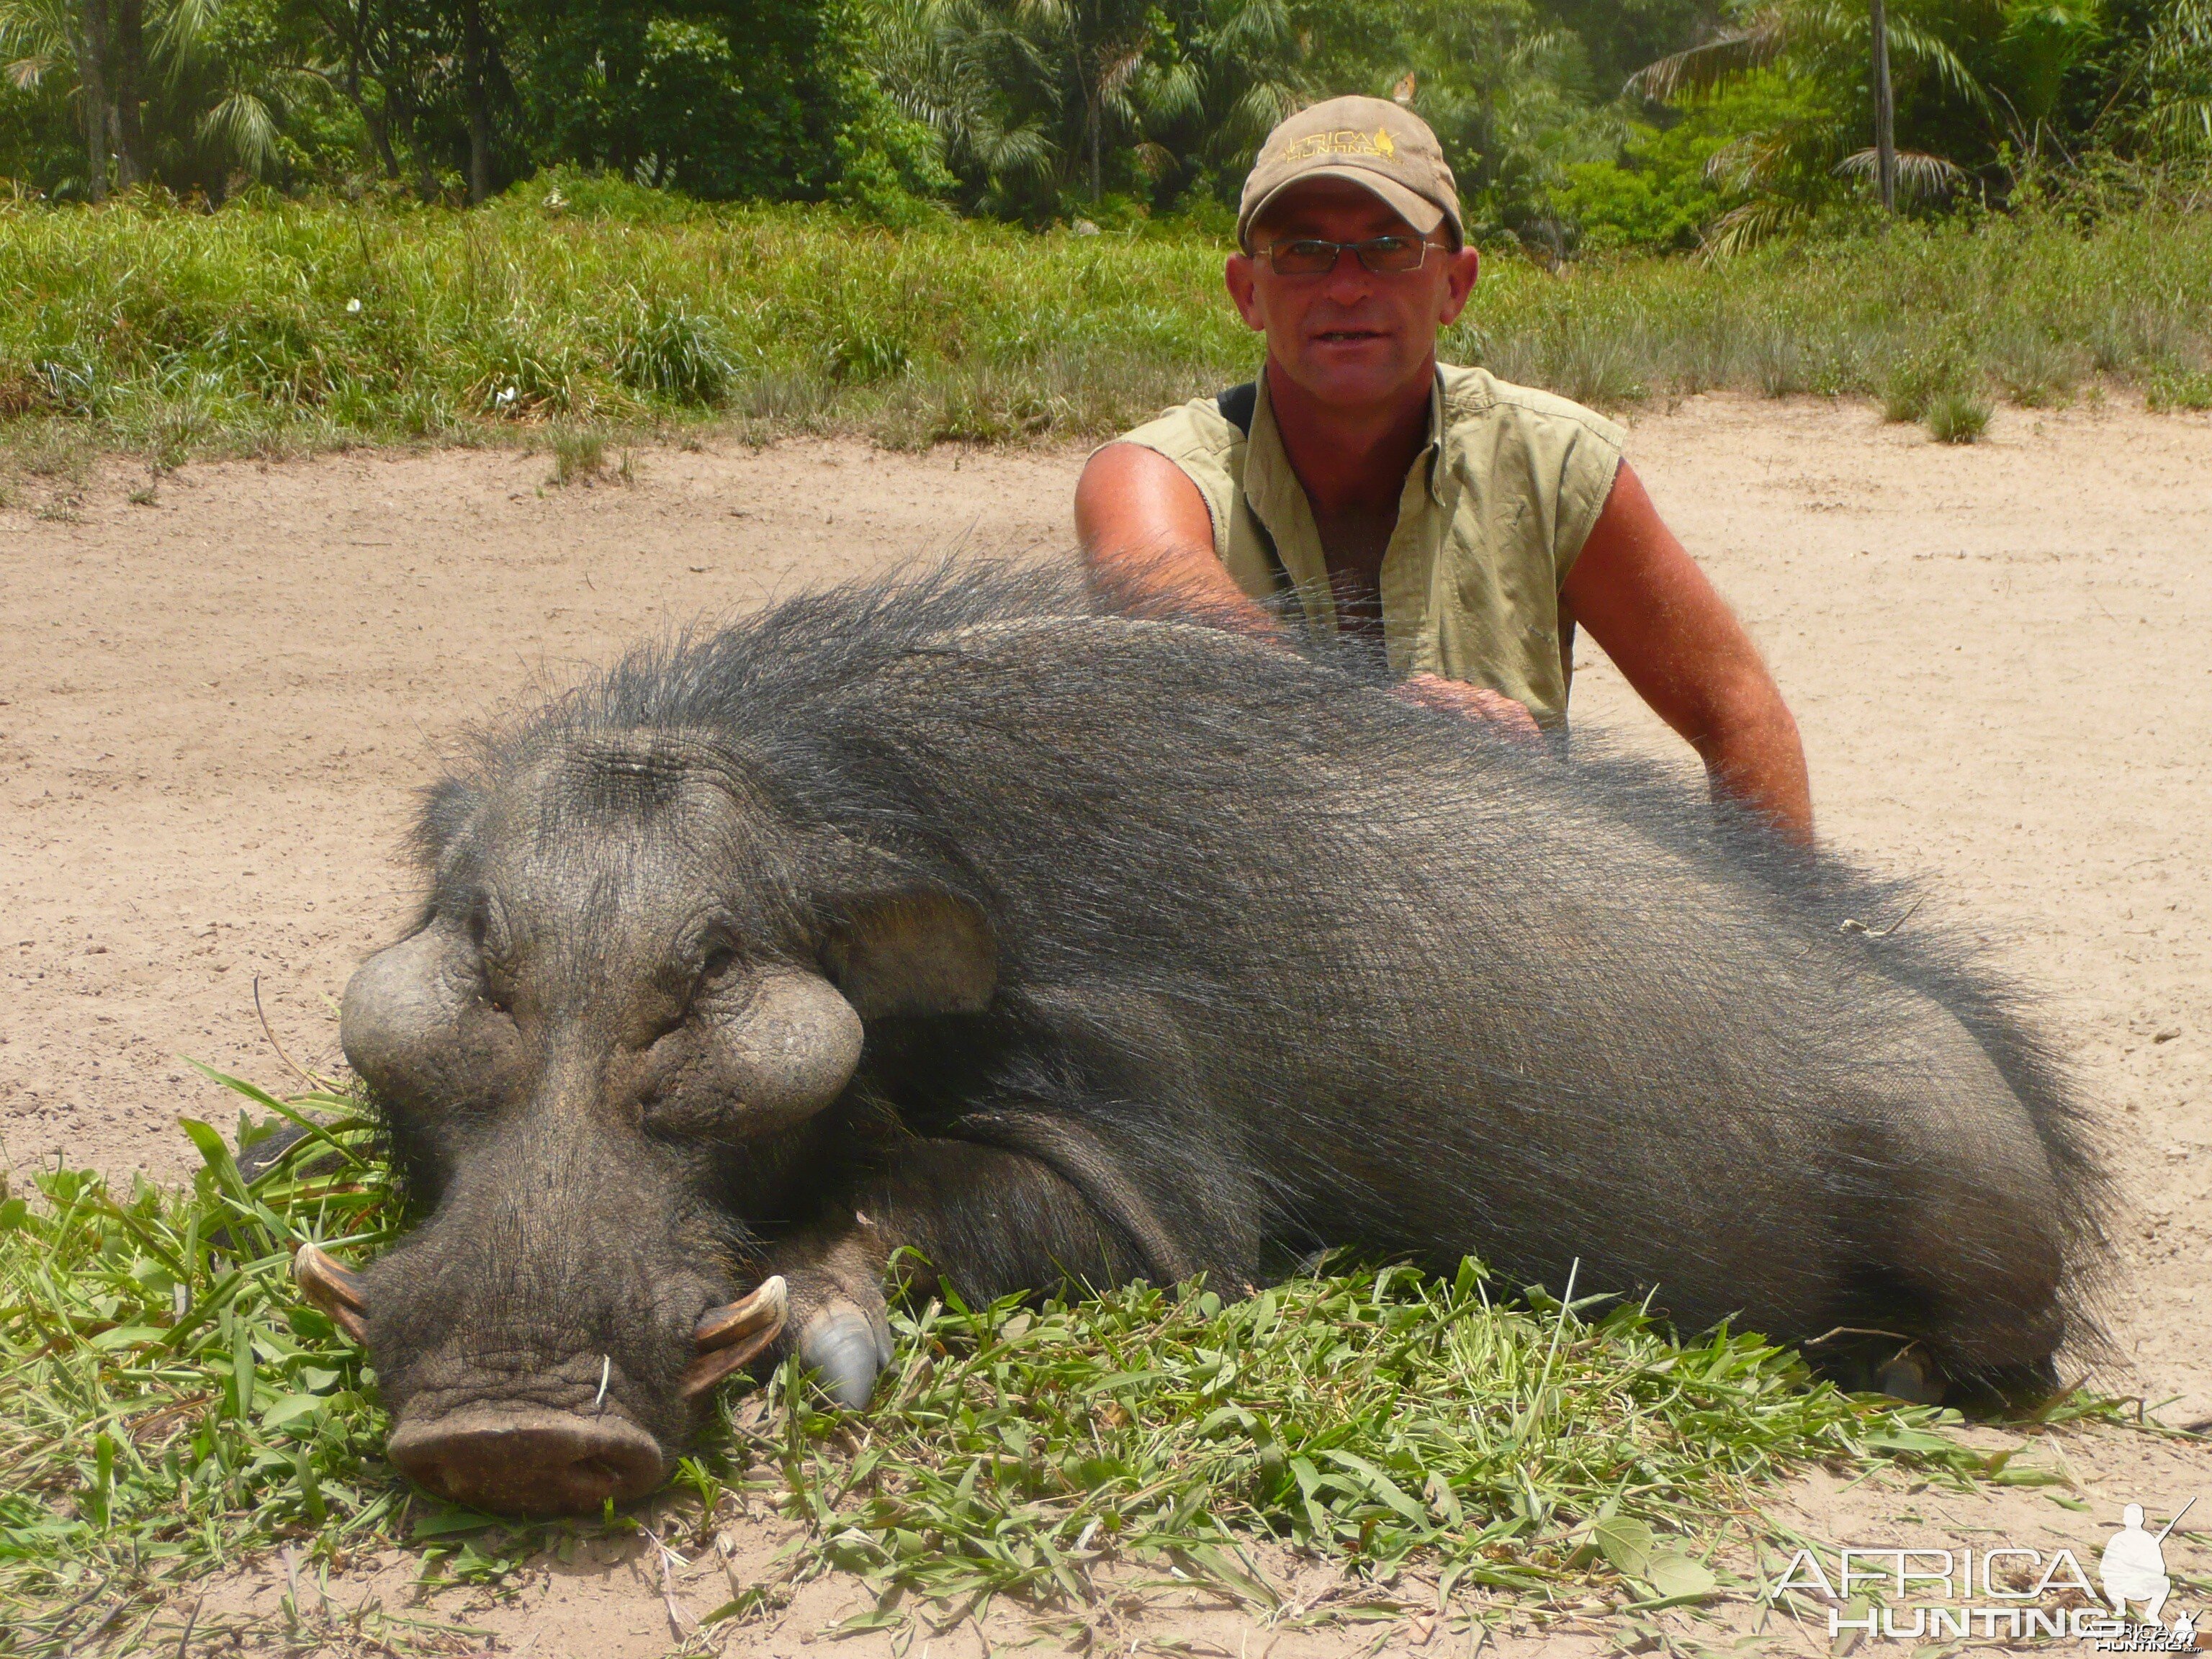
387, 1406, 665, 1515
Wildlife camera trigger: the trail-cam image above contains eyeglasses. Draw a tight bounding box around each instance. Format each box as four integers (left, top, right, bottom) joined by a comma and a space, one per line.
1259, 234, 1444, 276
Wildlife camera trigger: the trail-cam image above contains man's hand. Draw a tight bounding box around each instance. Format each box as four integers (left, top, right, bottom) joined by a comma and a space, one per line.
1391, 673, 1542, 738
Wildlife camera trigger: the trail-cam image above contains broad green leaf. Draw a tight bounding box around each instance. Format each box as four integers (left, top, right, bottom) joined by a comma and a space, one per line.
1593, 1516, 1657, 1578
261, 1392, 327, 1430
1642, 1550, 1718, 1602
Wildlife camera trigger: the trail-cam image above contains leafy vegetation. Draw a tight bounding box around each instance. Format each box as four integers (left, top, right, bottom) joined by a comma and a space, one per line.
1, 0, 2210, 250
0, 1072, 2116, 1654
0, 0, 926, 207
0, 189, 2204, 463
0, 1076, 402, 1655
775, 1263, 2074, 1624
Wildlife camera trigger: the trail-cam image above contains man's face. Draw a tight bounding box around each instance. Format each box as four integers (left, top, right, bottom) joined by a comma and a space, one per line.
1225, 179, 1480, 412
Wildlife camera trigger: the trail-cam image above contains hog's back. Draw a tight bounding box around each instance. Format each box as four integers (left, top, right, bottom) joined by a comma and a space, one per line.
856, 619, 2077, 1340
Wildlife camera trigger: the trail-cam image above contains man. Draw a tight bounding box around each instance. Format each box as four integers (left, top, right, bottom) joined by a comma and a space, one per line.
2099, 1504, 2175, 1626
1075, 96, 1814, 843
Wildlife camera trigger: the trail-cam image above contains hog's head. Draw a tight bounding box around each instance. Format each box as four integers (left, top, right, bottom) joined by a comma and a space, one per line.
320, 729, 993, 1515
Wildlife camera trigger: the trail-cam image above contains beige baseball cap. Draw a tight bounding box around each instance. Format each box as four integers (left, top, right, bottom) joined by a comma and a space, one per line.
1236, 96, 1463, 253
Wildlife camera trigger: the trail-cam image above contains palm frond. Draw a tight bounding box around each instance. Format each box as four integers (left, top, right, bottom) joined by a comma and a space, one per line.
1207, 0, 1293, 56
0, 0, 71, 71
979, 120, 1055, 182
1704, 128, 1802, 192
1624, 15, 1784, 101
1882, 12, 1994, 110
197, 90, 282, 175
1228, 80, 1300, 136
1836, 145, 1968, 195
1007, 0, 1071, 38
1130, 137, 1174, 178
2143, 0, 2212, 59
154, 0, 225, 84
1138, 58, 1203, 124
1699, 195, 1814, 257
2143, 94, 2212, 150
1094, 39, 1145, 100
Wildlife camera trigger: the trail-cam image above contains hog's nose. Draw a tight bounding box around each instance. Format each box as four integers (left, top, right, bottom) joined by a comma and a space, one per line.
387, 1406, 665, 1516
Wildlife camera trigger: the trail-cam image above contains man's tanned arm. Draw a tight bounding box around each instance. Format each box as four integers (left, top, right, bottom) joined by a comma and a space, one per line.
1074, 443, 1278, 632
1080, 444, 1813, 842
1563, 462, 1813, 844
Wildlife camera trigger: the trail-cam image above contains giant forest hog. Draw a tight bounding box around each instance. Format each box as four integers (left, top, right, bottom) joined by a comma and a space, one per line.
300, 566, 2104, 1516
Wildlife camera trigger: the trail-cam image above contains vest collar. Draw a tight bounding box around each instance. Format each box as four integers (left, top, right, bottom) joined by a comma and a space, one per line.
1245, 364, 1451, 513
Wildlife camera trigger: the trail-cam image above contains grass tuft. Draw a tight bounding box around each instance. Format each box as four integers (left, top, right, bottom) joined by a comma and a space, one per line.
1992, 331, 2084, 408
2145, 366, 2212, 411
1882, 352, 1959, 423
1925, 390, 1994, 443
0, 1074, 2123, 1651
548, 426, 606, 485
764, 1261, 2086, 1625
615, 298, 734, 406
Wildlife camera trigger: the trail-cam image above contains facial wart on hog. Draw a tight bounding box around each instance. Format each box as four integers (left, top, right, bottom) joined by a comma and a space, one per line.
310, 564, 2105, 1517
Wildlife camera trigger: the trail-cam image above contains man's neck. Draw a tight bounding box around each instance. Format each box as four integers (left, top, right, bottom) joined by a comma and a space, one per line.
1263, 356, 1436, 518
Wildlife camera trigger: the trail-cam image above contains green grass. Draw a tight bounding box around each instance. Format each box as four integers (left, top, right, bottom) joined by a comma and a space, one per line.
0, 1077, 403, 1655
548, 425, 607, 484
1925, 389, 1995, 443
0, 1074, 2119, 1654
2146, 366, 2212, 410
0, 186, 2208, 464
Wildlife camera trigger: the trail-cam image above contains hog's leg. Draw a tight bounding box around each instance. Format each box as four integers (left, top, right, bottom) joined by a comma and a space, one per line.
769, 1139, 1154, 1408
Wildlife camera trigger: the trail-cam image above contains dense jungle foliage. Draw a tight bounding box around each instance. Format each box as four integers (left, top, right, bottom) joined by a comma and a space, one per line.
0, 0, 2206, 251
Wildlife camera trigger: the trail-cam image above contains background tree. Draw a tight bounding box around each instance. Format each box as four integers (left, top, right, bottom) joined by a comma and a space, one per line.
0, 0, 2201, 239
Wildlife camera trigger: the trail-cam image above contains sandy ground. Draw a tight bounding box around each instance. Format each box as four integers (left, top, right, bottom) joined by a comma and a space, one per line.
3, 397, 2209, 1653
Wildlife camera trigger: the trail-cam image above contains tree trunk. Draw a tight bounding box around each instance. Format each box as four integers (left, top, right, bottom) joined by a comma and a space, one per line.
1870, 0, 1897, 212
461, 0, 495, 204
348, 64, 403, 181
382, 78, 439, 198
346, 0, 401, 181
78, 0, 112, 201
364, 101, 400, 181
1085, 72, 1101, 199
110, 0, 144, 188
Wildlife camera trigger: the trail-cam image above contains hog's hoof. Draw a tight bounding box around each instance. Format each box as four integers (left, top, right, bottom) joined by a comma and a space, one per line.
1815, 1340, 1949, 1404
1873, 1350, 1947, 1406
800, 1300, 894, 1410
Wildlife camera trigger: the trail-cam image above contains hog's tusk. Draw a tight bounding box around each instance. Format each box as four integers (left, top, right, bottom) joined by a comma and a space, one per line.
693, 1275, 787, 1353
680, 1276, 788, 1401
679, 1326, 781, 1400
293, 1241, 369, 1343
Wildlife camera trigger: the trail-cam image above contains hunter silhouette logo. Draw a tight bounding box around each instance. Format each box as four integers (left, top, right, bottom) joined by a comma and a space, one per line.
2096, 1499, 2199, 1642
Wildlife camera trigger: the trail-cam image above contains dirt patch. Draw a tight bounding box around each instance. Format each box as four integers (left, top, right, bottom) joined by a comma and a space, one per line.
4, 399, 2209, 1654
0, 437, 1070, 1179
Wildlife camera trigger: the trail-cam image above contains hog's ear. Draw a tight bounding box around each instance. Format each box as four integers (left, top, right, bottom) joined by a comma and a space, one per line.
821, 894, 997, 1019
410, 774, 483, 862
